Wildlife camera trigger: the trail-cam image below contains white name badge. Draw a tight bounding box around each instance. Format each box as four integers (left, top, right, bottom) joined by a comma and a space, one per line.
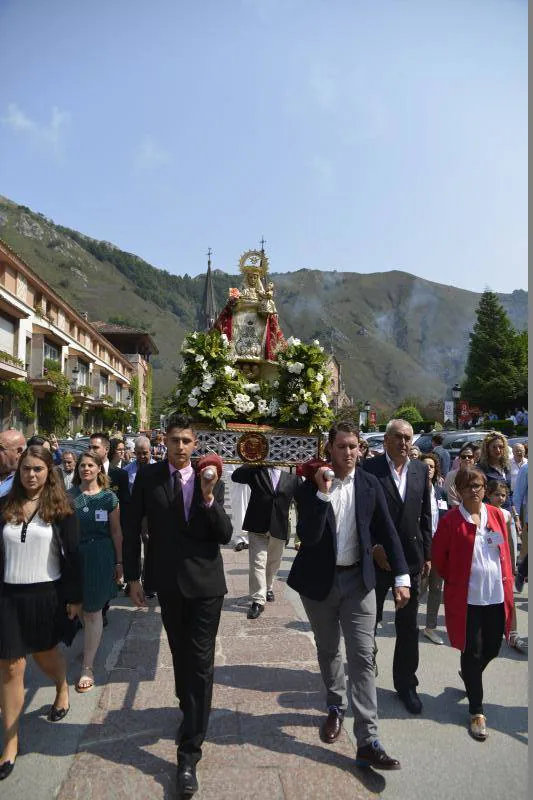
485, 531, 504, 547
437, 499, 448, 510
95, 509, 108, 522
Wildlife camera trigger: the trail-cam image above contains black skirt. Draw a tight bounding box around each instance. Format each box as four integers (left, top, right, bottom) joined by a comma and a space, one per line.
0, 580, 79, 659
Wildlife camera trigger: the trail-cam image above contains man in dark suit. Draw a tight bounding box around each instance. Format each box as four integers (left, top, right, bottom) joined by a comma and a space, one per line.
362, 418, 432, 714
232, 464, 299, 619
124, 414, 232, 797
288, 420, 409, 770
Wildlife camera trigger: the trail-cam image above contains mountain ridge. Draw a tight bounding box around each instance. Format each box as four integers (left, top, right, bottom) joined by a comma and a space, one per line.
0, 194, 527, 412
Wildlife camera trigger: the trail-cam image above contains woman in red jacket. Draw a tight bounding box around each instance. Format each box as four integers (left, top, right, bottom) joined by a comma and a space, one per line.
432, 467, 514, 742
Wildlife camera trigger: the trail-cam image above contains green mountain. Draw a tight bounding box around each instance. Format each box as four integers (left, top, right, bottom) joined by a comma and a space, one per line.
0, 195, 527, 412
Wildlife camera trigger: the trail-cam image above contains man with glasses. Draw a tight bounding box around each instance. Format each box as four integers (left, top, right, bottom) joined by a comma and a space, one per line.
0, 429, 26, 498
363, 419, 432, 715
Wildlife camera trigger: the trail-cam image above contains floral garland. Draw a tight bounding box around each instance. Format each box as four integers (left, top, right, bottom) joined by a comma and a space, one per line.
276, 337, 334, 432
173, 331, 333, 431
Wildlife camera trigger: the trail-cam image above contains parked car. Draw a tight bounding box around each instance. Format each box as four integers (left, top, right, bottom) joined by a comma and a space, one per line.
58, 436, 91, 458
441, 430, 492, 460
508, 436, 528, 448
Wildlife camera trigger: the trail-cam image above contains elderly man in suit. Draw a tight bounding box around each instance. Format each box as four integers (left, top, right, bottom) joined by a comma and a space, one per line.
362, 418, 432, 715
124, 414, 232, 797
288, 420, 409, 770
232, 464, 299, 619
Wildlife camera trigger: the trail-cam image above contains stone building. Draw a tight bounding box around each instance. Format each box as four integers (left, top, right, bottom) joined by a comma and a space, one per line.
0, 238, 133, 434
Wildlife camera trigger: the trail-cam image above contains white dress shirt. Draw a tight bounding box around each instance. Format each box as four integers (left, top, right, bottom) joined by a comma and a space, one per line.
3, 515, 61, 583
386, 453, 410, 501
459, 503, 504, 606
318, 470, 359, 566
268, 468, 281, 492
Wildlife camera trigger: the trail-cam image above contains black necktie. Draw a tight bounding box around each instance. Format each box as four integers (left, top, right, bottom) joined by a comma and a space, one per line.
171, 469, 186, 524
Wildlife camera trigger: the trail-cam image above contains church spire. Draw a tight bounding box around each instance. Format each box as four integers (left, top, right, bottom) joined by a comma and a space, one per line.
200, 247, 218, 330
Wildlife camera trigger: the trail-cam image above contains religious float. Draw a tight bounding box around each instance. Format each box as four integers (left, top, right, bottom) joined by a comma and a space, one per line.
171, 248, 334, 466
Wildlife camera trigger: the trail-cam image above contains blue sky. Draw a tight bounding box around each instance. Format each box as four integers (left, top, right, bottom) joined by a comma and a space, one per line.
0, 0, 527, 292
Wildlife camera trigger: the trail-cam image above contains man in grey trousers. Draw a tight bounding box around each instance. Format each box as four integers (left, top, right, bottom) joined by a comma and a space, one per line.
287, 420, 410, 769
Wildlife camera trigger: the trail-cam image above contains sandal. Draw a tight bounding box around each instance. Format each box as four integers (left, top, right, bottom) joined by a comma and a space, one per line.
76, 667, 94, 693
509, 632, 528, 654
469, 714, 488, 741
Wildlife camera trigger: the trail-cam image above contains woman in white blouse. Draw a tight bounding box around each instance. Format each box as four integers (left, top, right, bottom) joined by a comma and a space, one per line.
432, 467, 514, 742
0, 445, 82, 781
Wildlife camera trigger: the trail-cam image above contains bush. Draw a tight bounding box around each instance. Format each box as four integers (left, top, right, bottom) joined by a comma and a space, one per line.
487, 420, 517, 437
393, 405, 423, 428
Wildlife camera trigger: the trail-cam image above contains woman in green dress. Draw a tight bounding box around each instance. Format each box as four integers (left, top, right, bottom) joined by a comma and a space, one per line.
69, 450, 123, 692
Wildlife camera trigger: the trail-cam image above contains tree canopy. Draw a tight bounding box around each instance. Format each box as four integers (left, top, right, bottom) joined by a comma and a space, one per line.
462, 290, 527, 414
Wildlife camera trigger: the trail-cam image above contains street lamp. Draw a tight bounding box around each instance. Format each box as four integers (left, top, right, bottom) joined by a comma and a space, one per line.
451, 384, 461, 429
364, 400, 371, 429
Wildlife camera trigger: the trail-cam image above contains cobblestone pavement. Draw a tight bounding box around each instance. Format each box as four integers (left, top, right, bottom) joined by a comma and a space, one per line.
1, 544, 528, 799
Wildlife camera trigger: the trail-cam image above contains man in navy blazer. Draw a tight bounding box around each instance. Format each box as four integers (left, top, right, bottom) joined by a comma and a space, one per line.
362, 418, 432, 715
288, 420, 409, 770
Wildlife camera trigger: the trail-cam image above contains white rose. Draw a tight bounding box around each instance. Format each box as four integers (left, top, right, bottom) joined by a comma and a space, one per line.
292, 362, 304, 375
257, 399, 268, 414
195, 354, 204, 362
286, 336, 301, 346
191, 387, 201, 397
243, 383, 260, 393
316, 373, 323, 383
312, 339, 320, 346
246, 401, 255, 412
188, 396, 199, 407
224, 365, 236, 377
221, 333, 229, 345
298, 403, 308, 414
273, 380, 279, 388
175, 389, 181, 397
320, 393, 328, 405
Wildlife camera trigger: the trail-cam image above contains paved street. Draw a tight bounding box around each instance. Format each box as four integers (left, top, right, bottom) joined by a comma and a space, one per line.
1, 544, 528, 799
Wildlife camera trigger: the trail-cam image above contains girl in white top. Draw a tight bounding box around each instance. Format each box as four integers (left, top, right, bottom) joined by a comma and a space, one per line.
485, 480, 527, 655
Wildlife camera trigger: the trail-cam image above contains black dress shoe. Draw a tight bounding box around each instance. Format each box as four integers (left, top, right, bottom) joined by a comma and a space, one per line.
234, 542, 246, 552
48, 704, 70, 722
319, 706, 344, 743
176, 764, 198, 797
247, 602, 264, 619
355, 740, 401, 770
0, 758, 16, 781
397, 687, 422, 714
266, 590, 275, 602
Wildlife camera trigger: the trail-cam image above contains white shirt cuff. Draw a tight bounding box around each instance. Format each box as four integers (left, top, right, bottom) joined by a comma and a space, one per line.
394, 574, 411, 588
316, 491, 331, 502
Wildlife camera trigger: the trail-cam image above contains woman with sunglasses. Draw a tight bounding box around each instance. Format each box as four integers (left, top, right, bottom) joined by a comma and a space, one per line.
432, 467, 514, 741
443, 443, 476, 507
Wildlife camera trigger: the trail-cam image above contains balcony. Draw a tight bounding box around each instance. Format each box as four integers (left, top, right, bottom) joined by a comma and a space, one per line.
92, 393, 114, 408
70, 385, 95, 406
0, 350, 27, 380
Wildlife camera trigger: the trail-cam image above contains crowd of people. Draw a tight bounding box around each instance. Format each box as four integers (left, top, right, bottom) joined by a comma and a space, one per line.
0, 416, 528, 795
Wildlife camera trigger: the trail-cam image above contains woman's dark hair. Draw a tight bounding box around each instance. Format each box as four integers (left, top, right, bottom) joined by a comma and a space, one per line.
27, 434, 51, 449
486, 479, 509, 499
1, 445, 73, 523
73, 450, 110, 489
459, 442, 475, 456
454, 466, 487, 494
420, 452, 441, 484
109, 437, 125, 462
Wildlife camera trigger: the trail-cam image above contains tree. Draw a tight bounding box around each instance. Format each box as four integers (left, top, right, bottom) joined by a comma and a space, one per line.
393, 404, 423, 427
462, 290, 527, 414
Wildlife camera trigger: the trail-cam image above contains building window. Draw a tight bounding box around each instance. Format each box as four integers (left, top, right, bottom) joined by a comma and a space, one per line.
77, 360, 90, 387
44, 340, 60, 364
116, 383, 122, 403
99, 373, 108, 397
0, 314, 16, 355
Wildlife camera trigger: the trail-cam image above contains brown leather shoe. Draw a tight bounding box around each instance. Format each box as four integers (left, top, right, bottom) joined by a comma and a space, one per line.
355, 740, 401, 770
319, 706, 344, 743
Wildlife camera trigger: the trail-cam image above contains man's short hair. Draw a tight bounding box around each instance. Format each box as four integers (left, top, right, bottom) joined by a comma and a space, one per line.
385, 418, 414, 436
328, 419, 360, 446
432, 433, 444, 445
165, 413, 196, 435
90, 432, 110, 447
134, 435, 151, 450
62, 449, 77, 460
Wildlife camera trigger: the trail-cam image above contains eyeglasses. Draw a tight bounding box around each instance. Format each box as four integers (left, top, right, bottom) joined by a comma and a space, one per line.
460, 454, 474, 460
466, 483, 485, 493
